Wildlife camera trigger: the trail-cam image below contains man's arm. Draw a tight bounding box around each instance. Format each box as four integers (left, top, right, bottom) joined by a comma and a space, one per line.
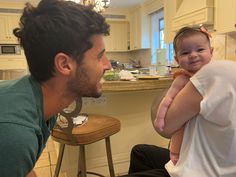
156, 81, 202, 138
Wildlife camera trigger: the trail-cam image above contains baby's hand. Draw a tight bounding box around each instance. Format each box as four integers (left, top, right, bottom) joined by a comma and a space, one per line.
154, 115, 165, 131
154, 97, 173, 131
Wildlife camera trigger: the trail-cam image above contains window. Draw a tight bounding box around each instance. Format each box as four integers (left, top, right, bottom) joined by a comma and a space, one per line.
151, 9, 174, 65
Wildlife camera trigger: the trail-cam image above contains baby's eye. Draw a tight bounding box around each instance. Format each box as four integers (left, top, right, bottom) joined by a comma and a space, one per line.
180, 51, 189, 55
197, 48, 205, 52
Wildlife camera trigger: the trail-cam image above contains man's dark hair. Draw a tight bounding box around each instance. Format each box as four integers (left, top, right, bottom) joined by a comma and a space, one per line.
13, 0, 110, 82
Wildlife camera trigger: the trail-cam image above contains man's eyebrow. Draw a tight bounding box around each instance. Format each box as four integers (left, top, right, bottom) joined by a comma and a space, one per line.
97, 49, 105, 58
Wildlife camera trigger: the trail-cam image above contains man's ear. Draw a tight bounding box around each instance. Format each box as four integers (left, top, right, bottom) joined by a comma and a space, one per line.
54, 53, 74, 76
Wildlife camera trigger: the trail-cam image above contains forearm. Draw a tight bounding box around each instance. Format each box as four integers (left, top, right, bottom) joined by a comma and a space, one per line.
157, 82, 202, 138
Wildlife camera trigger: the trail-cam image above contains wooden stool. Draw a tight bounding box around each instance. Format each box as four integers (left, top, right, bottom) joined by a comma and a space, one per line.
51, 114, 121, 177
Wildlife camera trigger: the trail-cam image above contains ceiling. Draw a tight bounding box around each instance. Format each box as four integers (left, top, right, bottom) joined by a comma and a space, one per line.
1, 0, 148, 8
109, 0, 147, 8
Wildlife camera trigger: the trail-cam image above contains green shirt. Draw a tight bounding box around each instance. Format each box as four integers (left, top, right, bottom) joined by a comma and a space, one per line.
0, 75, 56, 177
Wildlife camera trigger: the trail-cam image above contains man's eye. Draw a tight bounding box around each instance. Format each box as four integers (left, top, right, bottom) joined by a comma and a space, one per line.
98, 53, 103, 59
97, 49, 105, 59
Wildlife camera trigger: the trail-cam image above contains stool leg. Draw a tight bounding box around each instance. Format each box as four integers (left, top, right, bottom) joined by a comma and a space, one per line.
78, 145, 87, 177
105, 137, 115, 177
54, 143, 65, 177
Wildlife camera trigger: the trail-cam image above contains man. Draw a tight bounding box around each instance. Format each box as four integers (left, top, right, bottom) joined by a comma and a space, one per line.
0, 0, 111, 176
124, 59, 236, 177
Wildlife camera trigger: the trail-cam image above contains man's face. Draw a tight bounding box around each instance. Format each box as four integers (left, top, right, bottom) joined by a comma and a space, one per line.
67, 34, 111, 98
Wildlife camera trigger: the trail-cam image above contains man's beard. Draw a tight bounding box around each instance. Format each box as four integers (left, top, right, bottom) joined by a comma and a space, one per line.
67, 67, 102, 99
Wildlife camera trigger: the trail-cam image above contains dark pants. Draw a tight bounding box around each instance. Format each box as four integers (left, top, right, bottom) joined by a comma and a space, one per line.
121, 144, 170, 177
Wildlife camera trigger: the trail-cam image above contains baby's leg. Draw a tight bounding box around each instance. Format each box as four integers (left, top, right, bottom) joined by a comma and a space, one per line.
169, 127, 185, 165
170, 152, 179, 165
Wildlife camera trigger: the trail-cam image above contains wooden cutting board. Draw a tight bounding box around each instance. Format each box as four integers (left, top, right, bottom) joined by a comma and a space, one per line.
136, 75, 167, 80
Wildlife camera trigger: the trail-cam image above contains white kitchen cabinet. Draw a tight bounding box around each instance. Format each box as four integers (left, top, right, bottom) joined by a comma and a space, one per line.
0, 13, 20, 44
164, 0, 176, 43
171, 0, 214, 31
104, 21, 129, 52
214, 0, 236, 34
129, 6, 150, 50
0, 58, 27, 70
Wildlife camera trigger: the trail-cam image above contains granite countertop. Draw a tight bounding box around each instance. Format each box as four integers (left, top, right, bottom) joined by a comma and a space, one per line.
102, 78, 173, 92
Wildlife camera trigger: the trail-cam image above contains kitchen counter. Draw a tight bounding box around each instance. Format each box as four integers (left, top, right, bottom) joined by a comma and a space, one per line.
102, 78, 173, 92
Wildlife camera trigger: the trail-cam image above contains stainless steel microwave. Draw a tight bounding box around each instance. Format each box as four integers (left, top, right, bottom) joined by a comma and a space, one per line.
0, 44, 21, 55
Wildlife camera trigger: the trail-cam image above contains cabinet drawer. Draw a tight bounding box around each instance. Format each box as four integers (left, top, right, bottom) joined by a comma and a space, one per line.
0, 58, 27, 70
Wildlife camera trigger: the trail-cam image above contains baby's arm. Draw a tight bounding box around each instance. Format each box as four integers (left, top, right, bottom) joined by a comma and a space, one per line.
154, 74, 190, 131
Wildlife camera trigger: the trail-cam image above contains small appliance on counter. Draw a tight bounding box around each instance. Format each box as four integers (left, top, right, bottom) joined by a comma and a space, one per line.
156, 48, 168, 75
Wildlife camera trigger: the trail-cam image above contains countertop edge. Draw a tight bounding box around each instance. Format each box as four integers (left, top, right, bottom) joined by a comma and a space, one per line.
102, 78, 173, 92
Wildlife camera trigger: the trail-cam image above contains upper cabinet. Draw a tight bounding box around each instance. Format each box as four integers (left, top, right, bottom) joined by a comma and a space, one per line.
104, 21, 129, 52
171, 0, 214, 31
214, 0, 236, 34
0, 13, 20, 44
129, 6, 150, 50
164, 0, 177, 43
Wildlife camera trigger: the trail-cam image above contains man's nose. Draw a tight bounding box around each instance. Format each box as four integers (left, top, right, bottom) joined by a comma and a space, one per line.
103, 55, 112, 70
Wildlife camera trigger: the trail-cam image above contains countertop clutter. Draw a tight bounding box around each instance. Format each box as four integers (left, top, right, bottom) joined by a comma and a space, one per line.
103, 67, 172, 81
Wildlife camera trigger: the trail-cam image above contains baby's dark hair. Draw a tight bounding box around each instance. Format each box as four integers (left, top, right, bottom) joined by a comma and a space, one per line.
173, 26, 211, 54
13, 0, 109, 82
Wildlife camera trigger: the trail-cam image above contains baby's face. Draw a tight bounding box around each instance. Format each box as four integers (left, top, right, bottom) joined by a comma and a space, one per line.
175, 34, 213, 74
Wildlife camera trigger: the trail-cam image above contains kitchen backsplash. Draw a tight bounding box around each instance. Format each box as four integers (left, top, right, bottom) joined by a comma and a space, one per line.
226, 33, 236, 61
211, 34, 226, 60
106, 49, 152, 68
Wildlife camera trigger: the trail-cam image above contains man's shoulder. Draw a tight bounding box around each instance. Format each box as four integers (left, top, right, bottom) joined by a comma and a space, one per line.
196, 60, 236, 78
0, 123, 38, 176
203, 60, 236, 71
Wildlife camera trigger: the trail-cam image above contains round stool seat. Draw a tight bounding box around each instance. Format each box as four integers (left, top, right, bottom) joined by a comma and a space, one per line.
52, 114, 120, 145
51, 114, 121, 177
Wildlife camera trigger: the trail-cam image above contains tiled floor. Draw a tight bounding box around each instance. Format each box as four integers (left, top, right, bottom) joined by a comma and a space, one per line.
34, 137, 66, 177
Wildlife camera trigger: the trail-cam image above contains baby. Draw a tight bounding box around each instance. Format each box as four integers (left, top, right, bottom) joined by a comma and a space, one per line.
154, 25, 213, 165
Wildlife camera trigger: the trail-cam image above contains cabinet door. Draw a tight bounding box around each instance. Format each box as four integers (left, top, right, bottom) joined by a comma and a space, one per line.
0, 14, 20, 43
0, 15, 9, 42
164, 0, 176, 43
7, 14, 20, 42
0, 58, 27, 70
129, 6, 149, 50
130, 8, 141, 50
214, 0, 236, 33
104, 21, 129, 52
